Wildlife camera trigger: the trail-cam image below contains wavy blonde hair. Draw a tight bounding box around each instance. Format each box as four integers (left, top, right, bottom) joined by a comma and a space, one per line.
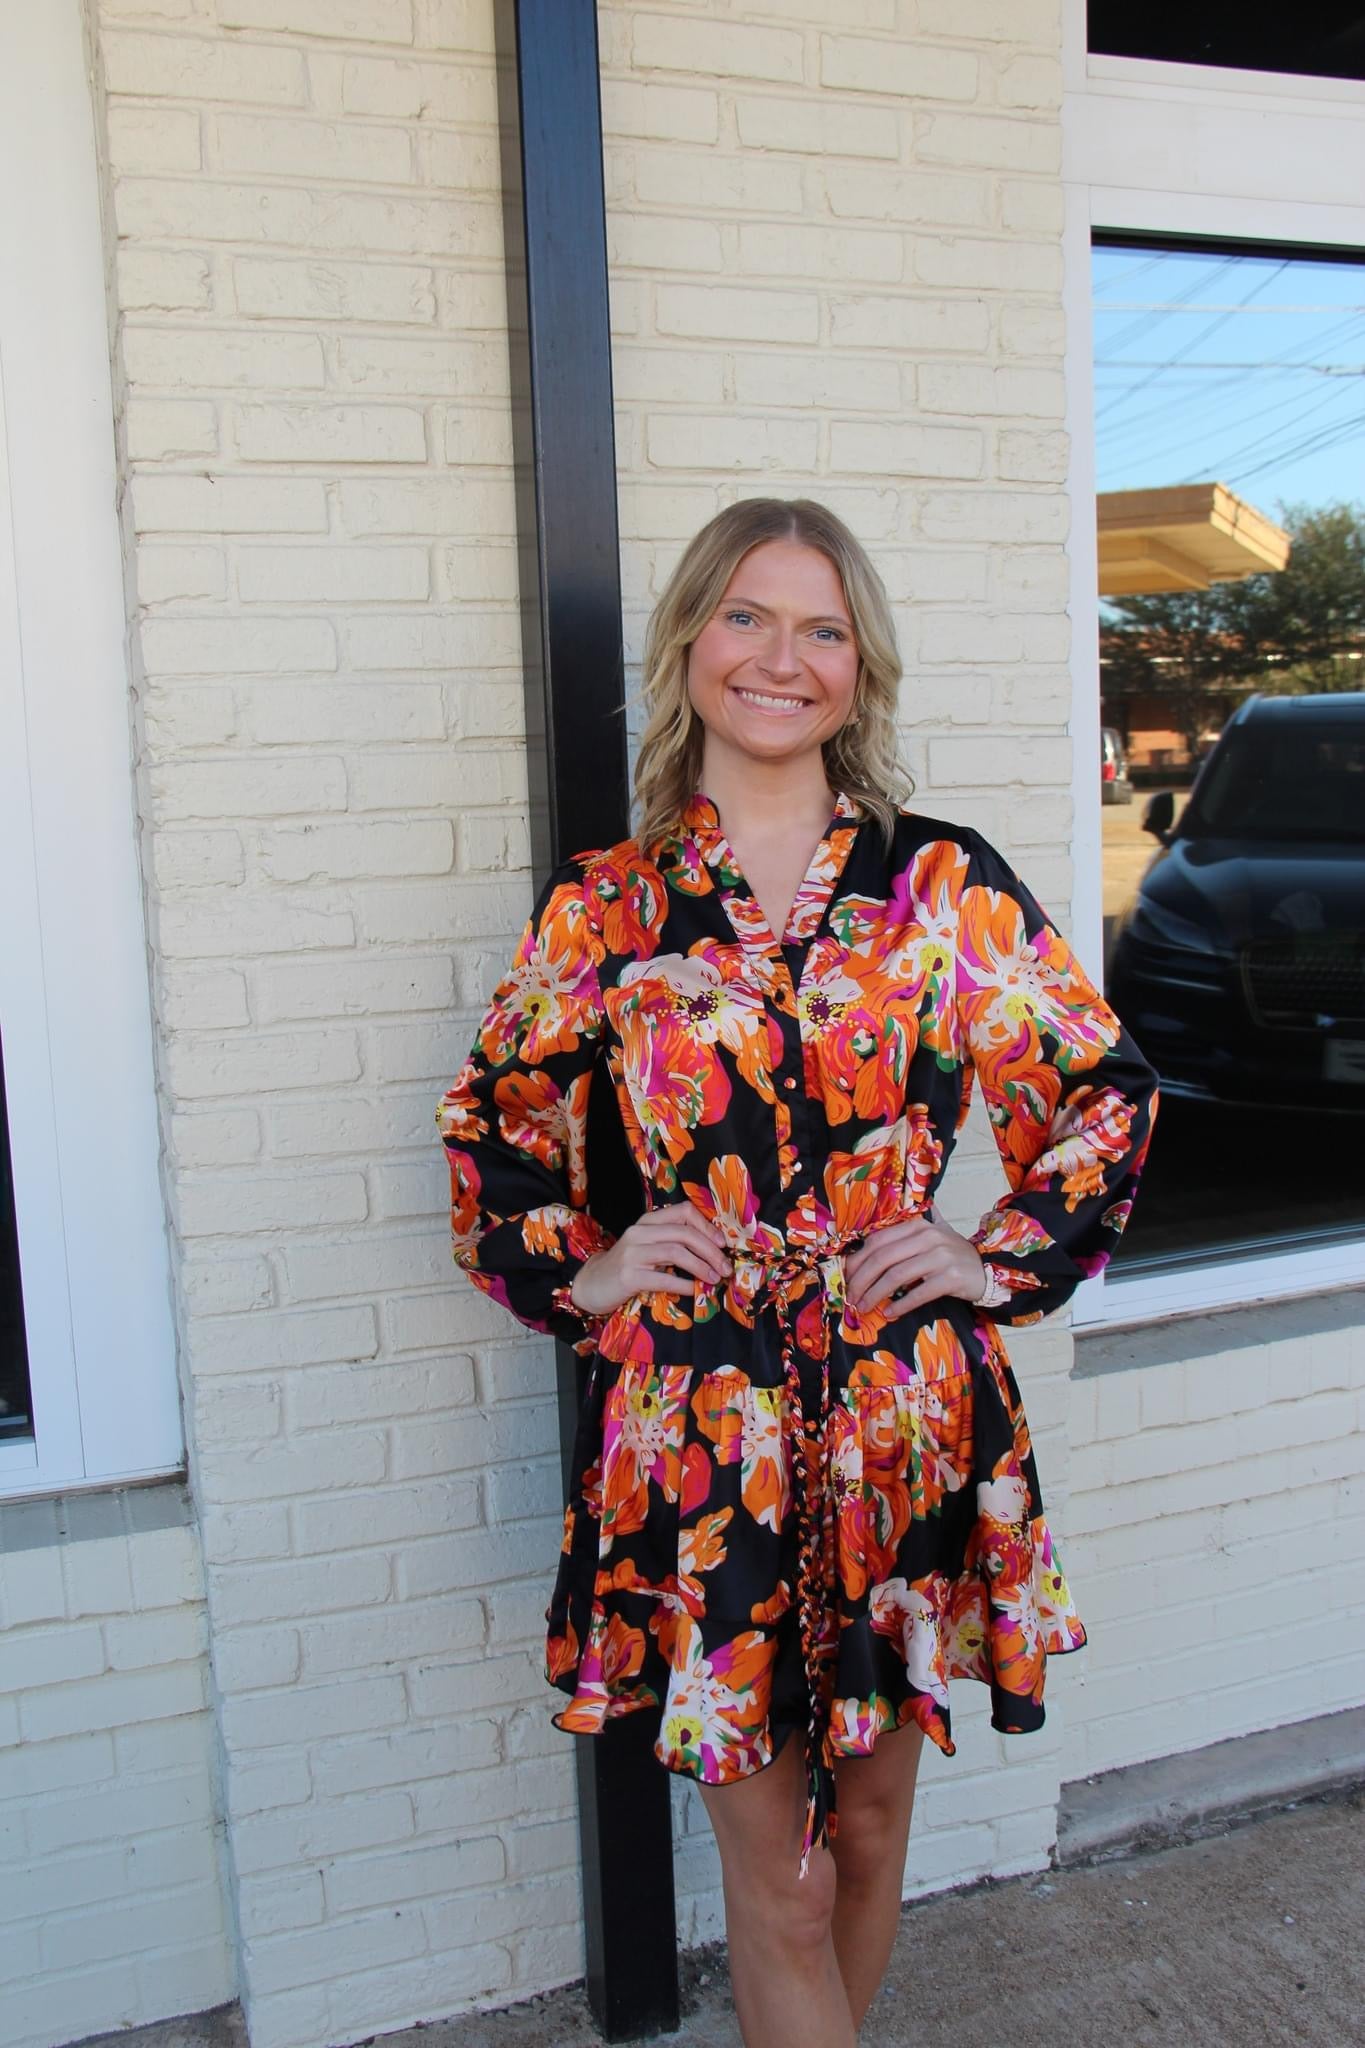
633, 497, 910, 850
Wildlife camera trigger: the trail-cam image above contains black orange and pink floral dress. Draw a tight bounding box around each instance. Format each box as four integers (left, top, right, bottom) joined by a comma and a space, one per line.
438, 792, 1157, 1869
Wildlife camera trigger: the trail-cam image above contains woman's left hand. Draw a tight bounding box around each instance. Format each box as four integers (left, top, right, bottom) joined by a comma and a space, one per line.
843, 1209, 986, 1321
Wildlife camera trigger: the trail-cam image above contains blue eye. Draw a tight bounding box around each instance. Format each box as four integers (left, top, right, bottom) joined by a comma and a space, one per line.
725, 608, 757, 628
813, 626, 847, 643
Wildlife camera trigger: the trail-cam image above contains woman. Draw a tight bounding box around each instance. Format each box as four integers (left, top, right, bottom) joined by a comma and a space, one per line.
438, 498, 1156, 2048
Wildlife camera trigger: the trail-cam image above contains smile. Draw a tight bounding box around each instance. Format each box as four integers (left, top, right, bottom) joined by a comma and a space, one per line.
732, 686, 812, 714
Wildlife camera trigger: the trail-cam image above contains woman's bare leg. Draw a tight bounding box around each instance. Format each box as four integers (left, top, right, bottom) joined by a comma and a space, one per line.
698, 1736, 857, 2048
828, 1721, 926, 2029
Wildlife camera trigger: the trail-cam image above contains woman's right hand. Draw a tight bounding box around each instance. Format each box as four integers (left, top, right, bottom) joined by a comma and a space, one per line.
569, 1204, 732, 1317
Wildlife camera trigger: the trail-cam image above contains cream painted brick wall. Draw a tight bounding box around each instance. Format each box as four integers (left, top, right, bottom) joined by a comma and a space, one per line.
88, 0, 1079, 2042
1065, 1315, 1365, 1781
0, 1495, 233, 2048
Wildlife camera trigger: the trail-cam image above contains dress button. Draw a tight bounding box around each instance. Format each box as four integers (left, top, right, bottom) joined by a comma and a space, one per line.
783, 1075, 797, 1091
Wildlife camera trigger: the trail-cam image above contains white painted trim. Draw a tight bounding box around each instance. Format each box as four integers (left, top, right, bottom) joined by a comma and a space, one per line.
0, 0, 180, 1495
1062, 0, 1365, 1330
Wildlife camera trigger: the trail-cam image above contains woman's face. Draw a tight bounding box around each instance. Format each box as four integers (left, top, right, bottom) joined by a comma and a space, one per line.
685, 540, 860, 776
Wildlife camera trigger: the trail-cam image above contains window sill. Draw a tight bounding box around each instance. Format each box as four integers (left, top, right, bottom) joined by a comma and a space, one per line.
1072, 1279, 1365, 1378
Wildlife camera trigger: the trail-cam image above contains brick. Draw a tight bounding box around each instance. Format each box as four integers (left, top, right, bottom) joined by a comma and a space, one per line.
4, 1963, 142, 2047
61, 1540, 136, 1619
169, 1110, 262, 1170
284, 1356, 474, 1430
421, 128, 501, 191
388, 1402, 556, 1483
820, 36, 977, 101
200, 1505, 292, 1567
914, 234, 1062, 292
283, 1230, 448, 1303
339, 55, 497, 122
602, 79, 718, 144
831, 420, 982, 480
737, 220, 901, 283
198, 1428, 389, 1509
105, 104, 202, 174
46, 1883, 225, 1972
371, 1157, 444, 1219
164, 1028, 361, 1098
194, 1378, 285, 1449
918, 0, 1061, 40
17, 1663, 207, 1745
294, 1478, 480, 1556
338, 475, 516, 536
140, 681, 235, 750
160, 968, 251, 1033
918, 616, 1027, 665
187, 1304, 378, 1377
130, 474, 328, 535
123, 328, 325, 391
0, 1730, 114, 1802
919, 363, 1065, 419
822, 165, 991, 229
178, 1171, 368, 1237
735, 93, 899, 160
335, 331, 507, 396
608, 214, 723, 274
219, 0, 414, 35
1000, 302, 1066, 357
213, 112, 413, 184
353, 878, 529, 948
731, 351, 900, 412
143, 615, 338, 677
442, 406, 516, 465
220, 1674, 406, 1753
632, 16, 802, 85
0, 1625, 104, 1694
418, 0, 497, 52
998, 427, 1069, 483
261, 819, 454, 884
103, 1607, 207, 1672
266, 1087, 439, 1158
136, 544, 228, 602
631, 147, 803, 214
646, 413, 818, 474
301, 1593, 483, 1677
348, 747, 525, 811
212, 1552, 391, 1629
0, 1846, 128, 1922
234, 1866, 325, 1940
180, 1254, 274, 1315
368, 1016, 478, 1085
148, 757, 347, 821
118, 251, 212, 315
448, 679, 526, 739
256, 954, 453, 1026
234, 404, 427, 464
238, 545, 429, 605
101, 30, 308, 106
244, 683, 447, 745
927, 734, 1070, 788
919, 489, 1068, 544
460, 811, 532, 873
245, 1903, 427, 1996
233, 256, 437, 324
152, 830, 246, 891
655, 282, 818, 344
125, 400, 220, 463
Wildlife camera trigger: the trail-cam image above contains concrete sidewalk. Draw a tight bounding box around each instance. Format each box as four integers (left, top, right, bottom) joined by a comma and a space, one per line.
411, 1785, 1365, 2047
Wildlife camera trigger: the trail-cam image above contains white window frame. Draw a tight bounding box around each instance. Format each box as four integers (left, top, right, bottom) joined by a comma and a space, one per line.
0, 0, 180, 1495
1062, 3, 1365, 1328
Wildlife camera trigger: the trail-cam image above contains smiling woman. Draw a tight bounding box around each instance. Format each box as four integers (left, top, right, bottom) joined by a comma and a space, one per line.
438, 498, 1158, 2048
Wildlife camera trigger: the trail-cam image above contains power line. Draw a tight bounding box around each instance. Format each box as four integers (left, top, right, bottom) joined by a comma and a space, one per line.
1094, 260, 1292, 424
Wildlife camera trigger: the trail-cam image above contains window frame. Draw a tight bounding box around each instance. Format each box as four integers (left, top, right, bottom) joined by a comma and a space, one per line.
1062, 1, 1365, 1328
0, 0, 180, 1496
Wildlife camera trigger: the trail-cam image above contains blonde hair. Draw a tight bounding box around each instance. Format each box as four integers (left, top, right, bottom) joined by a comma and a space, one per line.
633, 497, 910, 850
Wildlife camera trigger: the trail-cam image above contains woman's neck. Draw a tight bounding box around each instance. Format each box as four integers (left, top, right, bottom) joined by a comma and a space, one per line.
696, 748, 835, 843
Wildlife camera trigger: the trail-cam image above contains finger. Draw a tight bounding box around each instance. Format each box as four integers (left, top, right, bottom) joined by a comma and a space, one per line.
632, 1264, 711, 1295
632, 1232, 730, 1280
638, 1208, 728, 1252
847, 1244, 930, 1305
880, 1276, 952, 1321
630, 1244, 727, 1284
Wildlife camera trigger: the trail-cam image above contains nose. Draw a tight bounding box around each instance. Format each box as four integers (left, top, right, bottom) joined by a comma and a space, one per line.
758, 624, 802, 681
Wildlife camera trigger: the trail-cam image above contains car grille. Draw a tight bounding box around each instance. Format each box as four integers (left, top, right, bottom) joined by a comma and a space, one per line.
1242, 935, 1365, 1027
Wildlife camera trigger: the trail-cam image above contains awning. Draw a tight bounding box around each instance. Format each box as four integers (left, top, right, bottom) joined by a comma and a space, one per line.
1097, 482, 1291, 596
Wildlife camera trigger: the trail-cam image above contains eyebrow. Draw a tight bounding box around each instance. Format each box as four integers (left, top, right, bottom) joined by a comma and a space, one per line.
719, 596, 853, 627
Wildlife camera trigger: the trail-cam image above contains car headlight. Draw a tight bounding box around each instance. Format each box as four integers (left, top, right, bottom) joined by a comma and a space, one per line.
1125, 897, 1219, 952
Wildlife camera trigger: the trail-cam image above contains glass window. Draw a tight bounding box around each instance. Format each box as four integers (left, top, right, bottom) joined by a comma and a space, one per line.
1088, 5, 1365, 83
0, 1037, 33, 1442
1094, 240, 1365, 1269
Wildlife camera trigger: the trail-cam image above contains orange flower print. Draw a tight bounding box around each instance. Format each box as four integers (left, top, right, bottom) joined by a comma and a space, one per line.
1037, 1086, 1136, 1213
972, 1207, 1054, 1261
437, 1058, 489, 1147
618, 1011, 731, 1182
958, 884, 1120, 1090
446, 1147, 485, 1260
869, 1573, 951, 1715
479, 880, 602, 1068
656, 1613, 777, 1781
492, 1066, 592, 1205
692, 1370, 790, 1533
554, 1609, 656, 1733
617, 949, 771, 1095
599, 1363, 690, 1546
546, 1616, 579, 1682
677, 1508, 733, 1610
692, 1155, 785, 1260
582, 846, 668, 957
885, 838, 971, 1065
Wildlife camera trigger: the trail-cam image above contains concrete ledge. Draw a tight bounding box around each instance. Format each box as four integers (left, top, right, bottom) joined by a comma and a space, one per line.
1058, 1704, 1365, 1864
1073, 1281, 1365, 1380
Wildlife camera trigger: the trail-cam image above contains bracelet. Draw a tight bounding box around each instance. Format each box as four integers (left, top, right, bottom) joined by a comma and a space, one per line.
970, 1262, 1014, 1311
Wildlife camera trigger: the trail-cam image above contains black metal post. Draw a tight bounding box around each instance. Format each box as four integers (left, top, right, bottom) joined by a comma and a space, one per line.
494, 2, 679, 2037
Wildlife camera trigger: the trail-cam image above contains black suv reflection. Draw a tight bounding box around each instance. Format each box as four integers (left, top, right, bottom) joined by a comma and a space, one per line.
1107, 693, 1365, 1112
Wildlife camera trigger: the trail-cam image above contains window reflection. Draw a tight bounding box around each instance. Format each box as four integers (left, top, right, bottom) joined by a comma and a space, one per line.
1093, 242, 1365, 1268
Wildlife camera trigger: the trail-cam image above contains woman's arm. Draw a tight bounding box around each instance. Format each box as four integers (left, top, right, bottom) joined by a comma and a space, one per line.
954, 830, 1159, 1324
437, 866, 616, 1351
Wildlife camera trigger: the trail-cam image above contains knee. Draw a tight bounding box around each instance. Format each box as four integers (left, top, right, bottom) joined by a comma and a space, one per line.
830, 1801, 908, 1895
732, 1846, 839, 1955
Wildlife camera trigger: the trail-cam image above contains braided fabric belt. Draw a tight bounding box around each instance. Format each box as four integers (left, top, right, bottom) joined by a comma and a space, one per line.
725, 1207, 929, 1878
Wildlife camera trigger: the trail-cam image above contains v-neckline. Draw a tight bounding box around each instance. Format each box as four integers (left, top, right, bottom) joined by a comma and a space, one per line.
681, 788, 862, 958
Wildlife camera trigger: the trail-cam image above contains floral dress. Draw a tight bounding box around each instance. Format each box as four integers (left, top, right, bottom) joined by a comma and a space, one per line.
438, 792, 1157, 1869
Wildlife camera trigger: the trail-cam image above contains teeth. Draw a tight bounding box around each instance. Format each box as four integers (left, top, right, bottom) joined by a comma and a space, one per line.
735, 687, 808, 712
